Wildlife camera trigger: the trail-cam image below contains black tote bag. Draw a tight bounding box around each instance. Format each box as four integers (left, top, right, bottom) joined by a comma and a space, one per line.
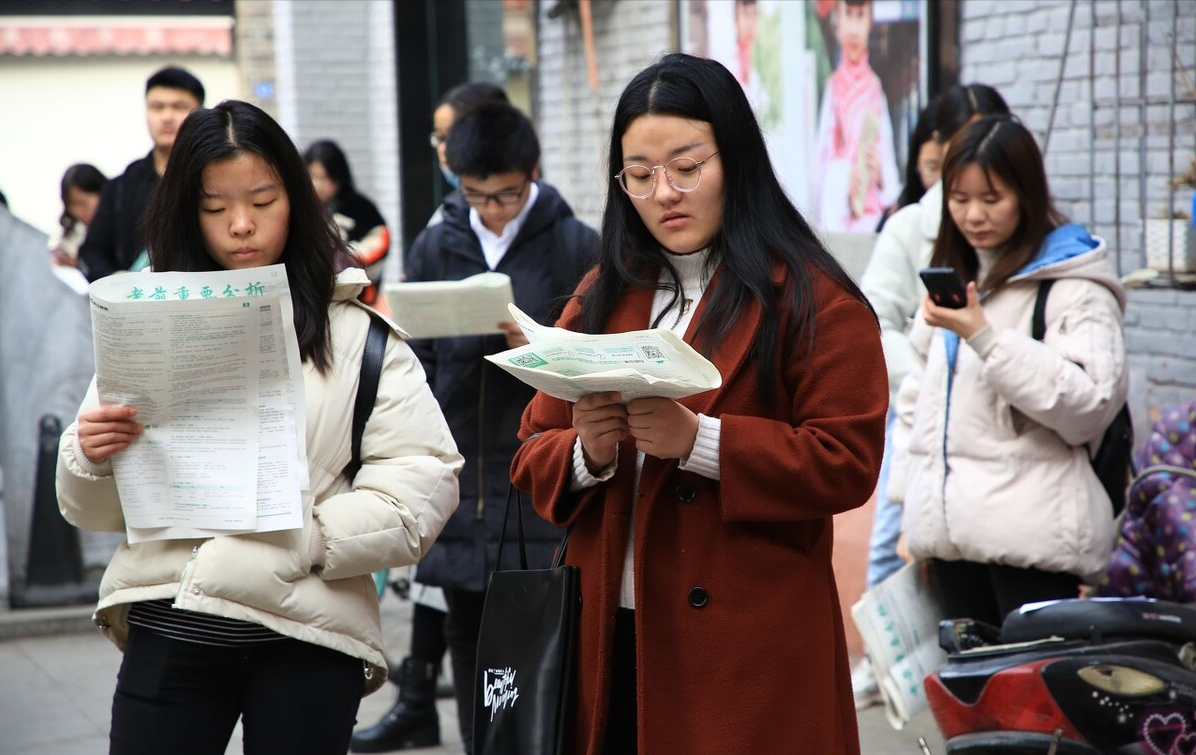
473, 485, 580, 755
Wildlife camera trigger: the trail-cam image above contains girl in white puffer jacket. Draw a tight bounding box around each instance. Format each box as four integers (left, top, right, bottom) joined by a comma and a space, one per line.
57, 100, 463, 755
888, 114, 1127, 628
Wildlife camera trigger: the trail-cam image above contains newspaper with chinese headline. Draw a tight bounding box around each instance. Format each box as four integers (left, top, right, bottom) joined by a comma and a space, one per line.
385, 271, 514, 338
483, 304, 722, 403
88, 264, 307, 543
851, 562, 948, 730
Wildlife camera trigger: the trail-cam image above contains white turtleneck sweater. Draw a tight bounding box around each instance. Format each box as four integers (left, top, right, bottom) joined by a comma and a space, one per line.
569, 249, 722, 608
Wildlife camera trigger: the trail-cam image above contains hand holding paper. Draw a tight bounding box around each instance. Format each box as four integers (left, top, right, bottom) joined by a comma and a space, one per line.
77, 404, 142, 463
573, 391, 629, 470
484, 304, 722, 403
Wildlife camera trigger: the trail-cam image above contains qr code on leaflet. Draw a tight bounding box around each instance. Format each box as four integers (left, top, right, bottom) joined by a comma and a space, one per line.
639, 345, 665, 360
511, 352, 546, 367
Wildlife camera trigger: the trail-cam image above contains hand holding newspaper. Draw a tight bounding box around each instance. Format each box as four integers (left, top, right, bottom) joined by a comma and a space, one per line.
88, 264, 307, 543
851, 562, 948, 730
483, 304, 721, 403
385, 271, 514, 338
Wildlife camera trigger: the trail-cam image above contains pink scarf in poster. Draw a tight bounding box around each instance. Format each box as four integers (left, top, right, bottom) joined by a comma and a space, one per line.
828, 51, 887, 222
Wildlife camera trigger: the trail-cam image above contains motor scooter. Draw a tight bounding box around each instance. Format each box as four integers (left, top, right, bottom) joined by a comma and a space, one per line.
925, 597, 1196, 754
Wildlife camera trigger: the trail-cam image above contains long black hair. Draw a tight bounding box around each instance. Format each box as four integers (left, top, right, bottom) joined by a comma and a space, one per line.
145, 99, 342, 373
581, 53, 873, 395
890, 97, 941, 212
302, 139, 357, 207
58, 162, 107, 232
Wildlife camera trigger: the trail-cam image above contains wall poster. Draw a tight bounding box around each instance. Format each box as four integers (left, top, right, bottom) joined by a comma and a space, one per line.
682, 0, 934, 233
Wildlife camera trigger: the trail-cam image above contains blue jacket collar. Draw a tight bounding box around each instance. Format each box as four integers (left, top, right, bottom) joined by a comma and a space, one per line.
1014, 223, 1100, 279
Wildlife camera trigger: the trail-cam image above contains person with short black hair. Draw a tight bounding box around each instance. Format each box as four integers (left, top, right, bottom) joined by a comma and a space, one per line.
430, 81, 510, 194
398, 101, 597, 755
78, 65, 205, 281
351, 80, 513, 755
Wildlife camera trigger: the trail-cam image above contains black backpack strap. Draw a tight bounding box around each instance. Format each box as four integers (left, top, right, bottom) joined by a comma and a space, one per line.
1031, 277, 1133, 514
1031, 278, 1056, 341
345, 313, 390, 480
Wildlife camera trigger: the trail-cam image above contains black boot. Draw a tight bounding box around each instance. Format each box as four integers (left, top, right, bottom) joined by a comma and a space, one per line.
350, 657, 440, 753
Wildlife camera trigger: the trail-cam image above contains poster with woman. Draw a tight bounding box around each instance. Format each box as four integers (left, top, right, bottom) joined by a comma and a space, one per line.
682, 0, 934, 233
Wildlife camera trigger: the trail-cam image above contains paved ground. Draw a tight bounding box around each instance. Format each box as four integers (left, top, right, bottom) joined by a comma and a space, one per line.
0, 591, 945, 755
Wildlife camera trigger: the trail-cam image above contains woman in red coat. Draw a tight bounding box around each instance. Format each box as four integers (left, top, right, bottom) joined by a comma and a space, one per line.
510, 53, 888, 755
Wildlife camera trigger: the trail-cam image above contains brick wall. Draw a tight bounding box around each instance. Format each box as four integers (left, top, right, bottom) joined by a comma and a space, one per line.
535, 0, 1196, 435
272, 0, 401, 281
235, 0, 279, 120
535, 0, 676, 230
960, 0, 1196, 434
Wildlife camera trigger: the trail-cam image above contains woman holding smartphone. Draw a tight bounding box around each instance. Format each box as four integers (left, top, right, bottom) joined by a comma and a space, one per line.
852, 83, 1011, 707
888, 114, 1127, 627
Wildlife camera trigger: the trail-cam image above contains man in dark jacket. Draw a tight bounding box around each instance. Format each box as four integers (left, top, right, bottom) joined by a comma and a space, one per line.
358, 103, 596, 755
79, 66, 204, 281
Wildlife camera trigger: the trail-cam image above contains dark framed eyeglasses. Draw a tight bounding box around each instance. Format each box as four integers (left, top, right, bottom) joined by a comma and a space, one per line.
461, 180, 529, 208
429, 132, 447, 149
614, 151, 720, 199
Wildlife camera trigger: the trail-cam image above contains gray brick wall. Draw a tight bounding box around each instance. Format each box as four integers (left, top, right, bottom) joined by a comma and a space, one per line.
962, 0, 1195, 434
235, 0, 279, 120
537, 0, 1196, 438
535, 0, 676, 230
273, 0, 401, 280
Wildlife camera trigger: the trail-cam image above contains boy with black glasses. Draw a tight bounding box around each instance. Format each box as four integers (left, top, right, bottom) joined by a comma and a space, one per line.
387, 102, 596, 755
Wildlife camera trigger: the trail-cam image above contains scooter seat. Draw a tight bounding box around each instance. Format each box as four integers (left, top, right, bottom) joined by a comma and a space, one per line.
1000, 597, 1196, 645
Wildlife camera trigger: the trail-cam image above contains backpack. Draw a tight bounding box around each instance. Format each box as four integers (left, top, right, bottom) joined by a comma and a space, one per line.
1032, 279, 1133, 515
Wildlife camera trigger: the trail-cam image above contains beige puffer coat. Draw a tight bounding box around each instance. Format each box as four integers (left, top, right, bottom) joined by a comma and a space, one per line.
888, 232, 1127, 582
860, 181, 942, 402
56, 270, 463, 695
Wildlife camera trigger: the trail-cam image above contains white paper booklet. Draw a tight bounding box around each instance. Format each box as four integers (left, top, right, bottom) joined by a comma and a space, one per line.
386, 271, 514, 338
483, 304, 722, 403
88, 264, 307, 543
850, 561, 948, 730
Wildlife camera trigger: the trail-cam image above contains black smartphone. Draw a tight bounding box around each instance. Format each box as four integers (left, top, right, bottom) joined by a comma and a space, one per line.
919, 267, 968, 309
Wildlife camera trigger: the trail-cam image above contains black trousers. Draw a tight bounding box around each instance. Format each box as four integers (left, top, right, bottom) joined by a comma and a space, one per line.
110, 625, 364, 755
442, 586, 488, 755
408, 600, 448, 669
603, 607, 638, 755
931, 558, 1083, 628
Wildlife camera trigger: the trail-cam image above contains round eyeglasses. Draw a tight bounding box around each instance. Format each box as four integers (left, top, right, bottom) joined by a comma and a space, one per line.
429, 132, 447, 149
614, 151, 720, 199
